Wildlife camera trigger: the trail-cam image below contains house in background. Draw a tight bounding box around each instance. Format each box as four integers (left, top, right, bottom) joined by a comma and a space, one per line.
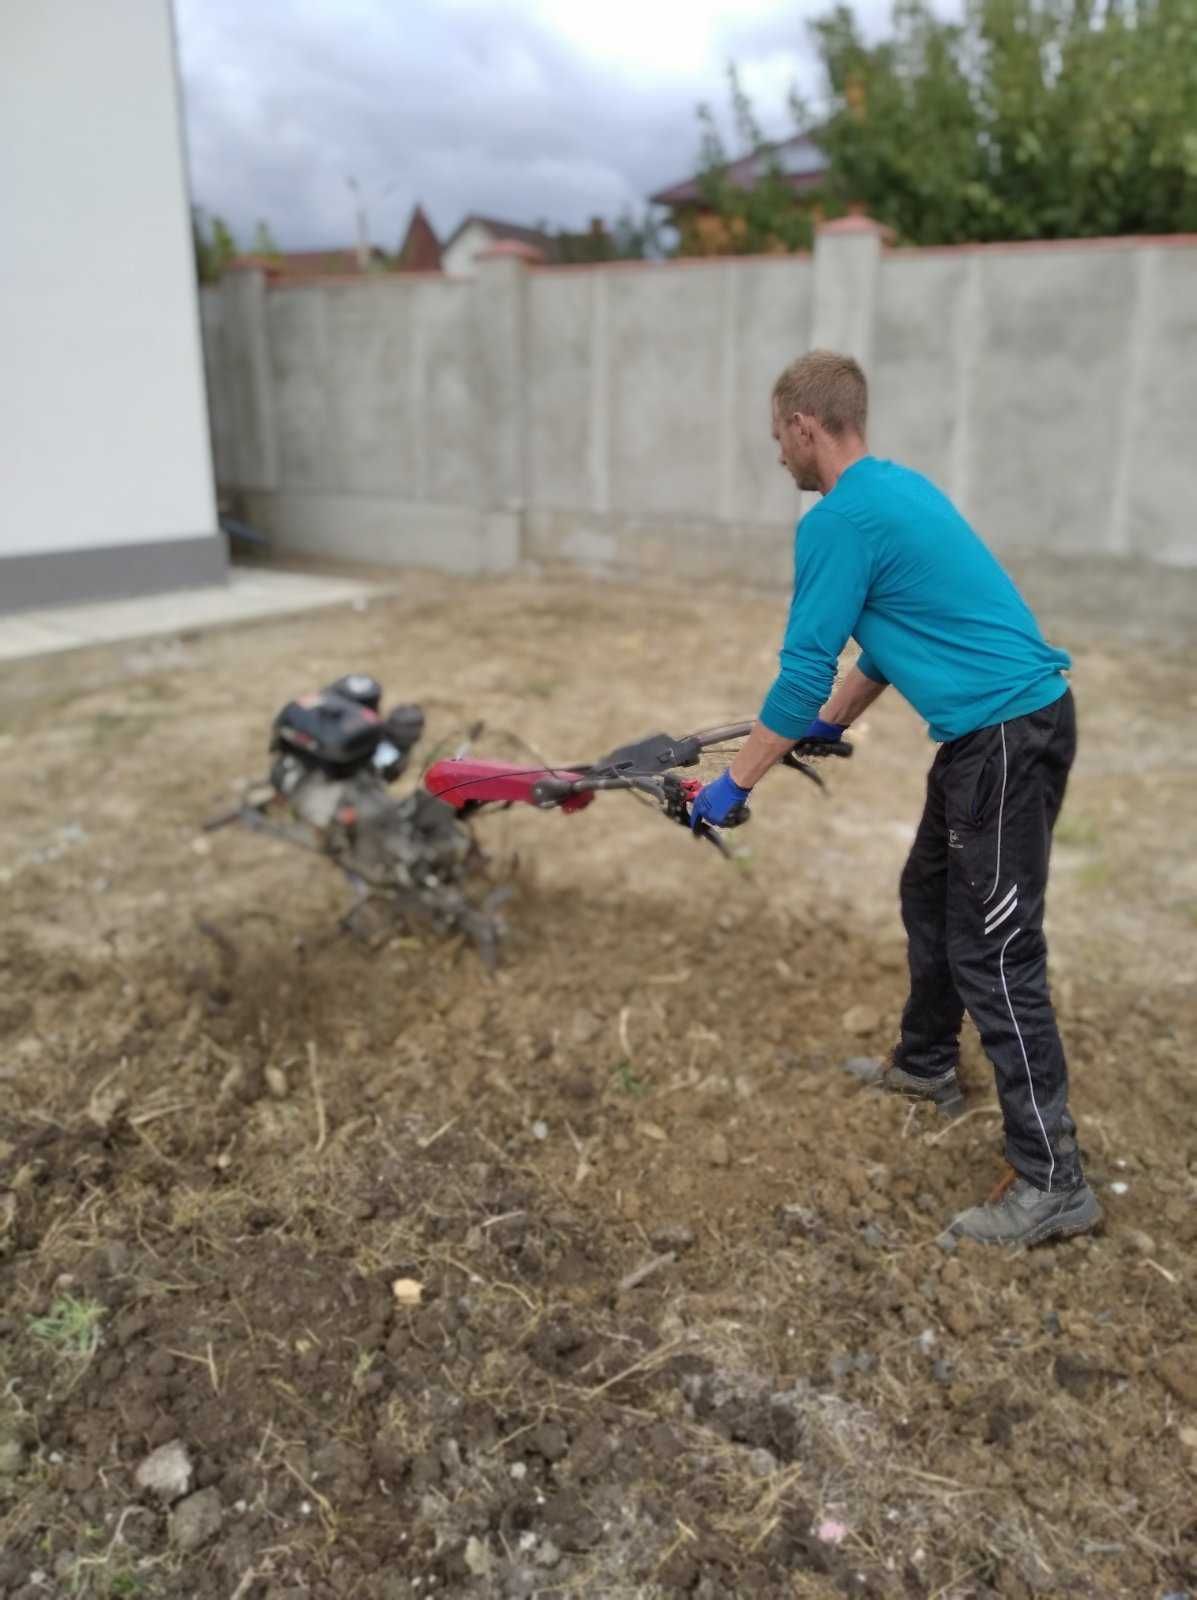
651, 130, 828, 254
230, 245, 388, 278
441, 215, 556, 275
395, 205, 443, 272
397, 210, 617, 275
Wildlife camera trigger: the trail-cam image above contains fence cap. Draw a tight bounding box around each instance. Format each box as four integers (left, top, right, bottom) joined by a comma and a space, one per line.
817, 209, 897, 244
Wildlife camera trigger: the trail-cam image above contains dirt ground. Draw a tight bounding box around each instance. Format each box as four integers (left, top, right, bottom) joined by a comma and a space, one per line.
1, 567, 1196, 1600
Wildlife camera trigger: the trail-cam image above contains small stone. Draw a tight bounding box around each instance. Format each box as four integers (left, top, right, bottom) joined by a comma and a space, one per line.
391, 1278, 423, 1307
860, 1222, 887, 1249
567, 1009, 602, 1045
170, 1487, 222, 1552
777, 1203, 821, 1237
944, 1303, 977, 1338
1123, 1228, 1155, 1255
531, 1119, 549, 1141
1157, 1346, 1197, 1408
1176, 1425, 1197, 1452
747, 1448, 777, 1477
842, 1005, 881, 1037
840, 1056, 884, 1083
650, 1222, 696, 1253
87, 1084, 128, 1131
816, 1518, 849, 1548
410, 1452, 441, 1490
1054, 1352, 1112, 1399
100, 1240, 132, 1277
463, 1536, 492, 1577
931, 1359, 955, 1384
0, 1431, 26, 1476
708, 1133, 730, 1168
532, 1422, 569, 1463
509, 1460, 527, 1481
535, 1539, 562, 1569
264, 1066, 289, 1099
136, 1439, 193, 1503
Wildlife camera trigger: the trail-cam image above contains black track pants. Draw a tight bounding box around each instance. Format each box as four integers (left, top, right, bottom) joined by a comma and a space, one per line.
894, 689, 1081, 1191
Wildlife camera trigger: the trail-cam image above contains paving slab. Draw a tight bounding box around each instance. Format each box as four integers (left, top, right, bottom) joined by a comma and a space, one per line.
0, 568, 390, 663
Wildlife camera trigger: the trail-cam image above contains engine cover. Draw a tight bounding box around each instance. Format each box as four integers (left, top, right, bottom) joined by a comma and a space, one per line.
271, 690, 382, 777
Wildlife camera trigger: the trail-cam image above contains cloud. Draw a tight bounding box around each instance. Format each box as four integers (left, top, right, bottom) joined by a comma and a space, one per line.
173, 0, 838, 250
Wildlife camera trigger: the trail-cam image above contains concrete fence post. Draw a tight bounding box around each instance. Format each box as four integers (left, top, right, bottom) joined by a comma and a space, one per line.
471, 245, 530, 573
221, 264, 278, 492
810, 213, 890, 369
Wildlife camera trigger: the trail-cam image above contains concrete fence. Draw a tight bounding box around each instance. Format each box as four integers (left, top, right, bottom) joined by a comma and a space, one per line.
200, 221, 1197, 614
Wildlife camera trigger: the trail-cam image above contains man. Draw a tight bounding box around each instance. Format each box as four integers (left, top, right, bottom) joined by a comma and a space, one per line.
690, 349, 1099, 1247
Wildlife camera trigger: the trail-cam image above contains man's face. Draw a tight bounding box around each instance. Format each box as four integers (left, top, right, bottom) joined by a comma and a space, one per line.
772, 401, 820, 491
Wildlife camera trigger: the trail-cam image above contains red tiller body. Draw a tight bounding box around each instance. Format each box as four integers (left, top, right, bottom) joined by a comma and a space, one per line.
424, 758, 596, 813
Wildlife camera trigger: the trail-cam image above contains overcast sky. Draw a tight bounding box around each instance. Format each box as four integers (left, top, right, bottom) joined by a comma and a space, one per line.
174, 0, 894, 252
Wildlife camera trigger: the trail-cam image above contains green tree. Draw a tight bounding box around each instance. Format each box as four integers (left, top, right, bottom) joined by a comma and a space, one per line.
193, 210, 241, 281
812, 0, 1197, 242
611, 206, 664, 259
192, 207, 216, 283
684, 64, 816, 255
250, 218, 281, 259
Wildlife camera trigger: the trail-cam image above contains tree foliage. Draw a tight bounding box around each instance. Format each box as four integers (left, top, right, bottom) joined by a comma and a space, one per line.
683, 65, 816, 255
192, 209, 240, 282
689, 0, 1197, 249
551, 208, 664, 263
813, 0, 1197, 242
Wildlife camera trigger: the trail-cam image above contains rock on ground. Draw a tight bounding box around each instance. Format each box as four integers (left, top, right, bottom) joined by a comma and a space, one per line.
170, 1487, 223, 1552
135, 1439, 193, 1503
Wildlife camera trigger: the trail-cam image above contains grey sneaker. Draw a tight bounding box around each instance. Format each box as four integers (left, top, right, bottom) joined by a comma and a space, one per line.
945, 1169, 1102, 1247
878, 1057, 964, 1118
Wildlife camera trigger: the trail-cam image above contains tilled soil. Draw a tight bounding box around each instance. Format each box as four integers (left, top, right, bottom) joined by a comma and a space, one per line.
1, 569, 1196, 1600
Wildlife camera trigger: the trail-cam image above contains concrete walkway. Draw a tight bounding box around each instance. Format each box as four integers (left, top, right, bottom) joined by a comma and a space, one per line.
0, 567, 389, 663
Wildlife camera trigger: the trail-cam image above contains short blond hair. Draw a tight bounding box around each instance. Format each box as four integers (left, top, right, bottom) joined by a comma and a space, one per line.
773, 350, 868, 438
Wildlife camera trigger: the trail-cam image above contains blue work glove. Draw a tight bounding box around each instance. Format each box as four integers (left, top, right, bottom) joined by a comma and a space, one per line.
690, 768, 752, 830
800, 718, 846, 742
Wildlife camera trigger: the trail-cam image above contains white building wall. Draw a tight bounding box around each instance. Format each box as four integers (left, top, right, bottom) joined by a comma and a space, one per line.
0, 0, 222, 611
441, 222, 498, 278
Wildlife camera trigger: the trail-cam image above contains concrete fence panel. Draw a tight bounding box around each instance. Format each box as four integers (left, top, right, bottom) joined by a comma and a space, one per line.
966, 246, 1138, 558
199, 228, 1197, 606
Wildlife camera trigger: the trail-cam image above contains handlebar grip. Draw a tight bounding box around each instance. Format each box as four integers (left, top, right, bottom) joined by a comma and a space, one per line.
790, 737, 853, 759
530, 777, 577, 804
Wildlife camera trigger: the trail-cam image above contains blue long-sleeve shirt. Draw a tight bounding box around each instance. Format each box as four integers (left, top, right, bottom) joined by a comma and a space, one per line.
759, 457, 1070, 744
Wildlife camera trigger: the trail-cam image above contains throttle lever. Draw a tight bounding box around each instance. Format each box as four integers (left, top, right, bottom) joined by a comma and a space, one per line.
678, 777, 751, 834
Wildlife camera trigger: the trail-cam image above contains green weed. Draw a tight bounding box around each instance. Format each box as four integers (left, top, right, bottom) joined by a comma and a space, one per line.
612, 1060, 648, 1096
29, 1295, 105, 1358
